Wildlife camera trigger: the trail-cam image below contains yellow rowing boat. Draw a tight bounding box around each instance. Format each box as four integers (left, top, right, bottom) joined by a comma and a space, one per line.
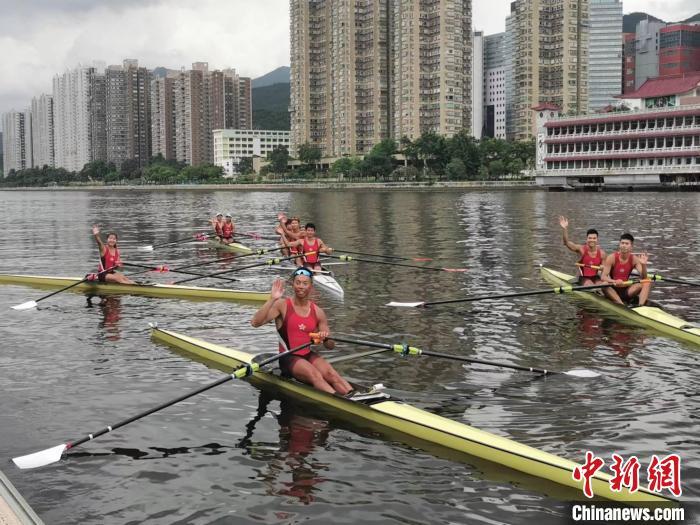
151, 326, 674, 503
206, 239, 253, 255
0, 274, 268, 303
541, 267, 700, 347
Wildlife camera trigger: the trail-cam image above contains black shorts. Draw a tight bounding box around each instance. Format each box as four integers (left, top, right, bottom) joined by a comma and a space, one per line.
578, 275, 602, 285
613, 286, 632, 303
279, 350, 318, 377
98, 270, 115, 283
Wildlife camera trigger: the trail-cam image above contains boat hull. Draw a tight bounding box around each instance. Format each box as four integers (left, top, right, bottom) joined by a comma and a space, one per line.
151, 327, 672, 503
207, 239, 252, 255
540, 267, 700, 347
0, 274, 268, 303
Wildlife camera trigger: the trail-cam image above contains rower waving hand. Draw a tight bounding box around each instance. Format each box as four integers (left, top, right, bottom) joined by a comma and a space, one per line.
559, 216, 605, 285
250, 268, 352, 395
92, 225, 134, 285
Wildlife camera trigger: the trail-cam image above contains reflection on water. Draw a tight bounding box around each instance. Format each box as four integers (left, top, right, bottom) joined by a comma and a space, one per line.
0, 189, 698, 524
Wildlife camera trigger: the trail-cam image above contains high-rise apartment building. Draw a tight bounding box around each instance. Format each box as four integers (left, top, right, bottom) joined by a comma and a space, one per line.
30, 94, 54, 168
504, 14, 516, 140
484, 32, 507, 139
1, 110, 32, 174
158, 63, 251, 166
105, 59, 151, 168
151, 75, 176, 160
290, 0, 472, 157
472, 31, 484, 139
53, 66, 107, 172
588, 0, 622, 111
511, 0, 590, 140
659, 24, 700, 77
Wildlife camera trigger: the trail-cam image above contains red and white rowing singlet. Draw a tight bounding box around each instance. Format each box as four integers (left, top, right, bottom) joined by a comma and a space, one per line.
277, 298, 318, 357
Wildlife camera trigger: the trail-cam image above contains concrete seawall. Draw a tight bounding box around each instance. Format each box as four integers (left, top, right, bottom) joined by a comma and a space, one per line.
0, 469, 43, 524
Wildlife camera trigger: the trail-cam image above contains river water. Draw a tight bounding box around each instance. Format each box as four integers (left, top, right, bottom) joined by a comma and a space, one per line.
0, 189, 698, 524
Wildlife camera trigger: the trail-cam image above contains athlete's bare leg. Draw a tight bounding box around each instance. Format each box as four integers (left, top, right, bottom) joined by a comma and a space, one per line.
287, 356, 336, 394
308, 353, 352, 395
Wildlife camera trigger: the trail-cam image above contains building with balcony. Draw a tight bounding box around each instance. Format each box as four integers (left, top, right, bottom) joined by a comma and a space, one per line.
213, 129, 290, 176
534, 73, 700, 188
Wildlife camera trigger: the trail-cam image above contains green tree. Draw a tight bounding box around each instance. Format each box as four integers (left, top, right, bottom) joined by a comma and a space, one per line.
414, 132, 448, 175
267, 146, 290, 173
445, 157, 467, 180
238, 157, 254, 175
297, 142, 322, 170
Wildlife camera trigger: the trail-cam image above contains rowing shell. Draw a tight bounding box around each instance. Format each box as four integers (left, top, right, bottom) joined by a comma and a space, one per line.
263, 262, 344, 298
0, 274, 268, 303
206, 239, 253, 255
151, 326, 673, 503
541, 267, 700, 347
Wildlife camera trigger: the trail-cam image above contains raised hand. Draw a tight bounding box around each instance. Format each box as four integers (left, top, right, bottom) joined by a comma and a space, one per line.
92, 224, 100, 236
270, 278, 285, 300
558, 216, 569, 229
638, 252, 649, 266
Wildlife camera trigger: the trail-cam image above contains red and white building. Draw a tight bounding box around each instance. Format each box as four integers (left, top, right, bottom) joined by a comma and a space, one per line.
535, 73, 700, 188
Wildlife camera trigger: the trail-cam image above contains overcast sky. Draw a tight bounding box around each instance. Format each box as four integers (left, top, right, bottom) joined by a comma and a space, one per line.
0, 0, 698, 122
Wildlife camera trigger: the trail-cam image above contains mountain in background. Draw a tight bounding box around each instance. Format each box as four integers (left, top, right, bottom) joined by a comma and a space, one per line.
623, 11, 700, 33
252, 66, 290, 88
623, 12, 664, 33
252, 67, 291, 130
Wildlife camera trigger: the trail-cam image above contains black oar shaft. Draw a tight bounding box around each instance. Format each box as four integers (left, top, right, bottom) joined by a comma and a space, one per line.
422, 281, 629, 307
175, 245, 284, 271
328, 254, 459, 272
652, 274, 700, 287
121, 262, 239, 283
334, 249, 429, 262
33, 266, 116, 303
67, 339, 313, 450
172, 251, 314, 285
415, 349, 556, 375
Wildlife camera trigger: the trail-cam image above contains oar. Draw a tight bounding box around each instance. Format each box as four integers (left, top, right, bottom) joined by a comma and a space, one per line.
326, 254, 467, 273
138, 232, 210, 251
237, 231, 280, 241
577, 265, 699, 288
386, 280, 642, 307
650, 273, 700, 288
172, 251, 316, 285
174, 245, 286, 272
321, 335, 598, 378
11, 266, 117, 310
12, 337, 316, 470
334, 249, 435, 262
120, 262, 240, 283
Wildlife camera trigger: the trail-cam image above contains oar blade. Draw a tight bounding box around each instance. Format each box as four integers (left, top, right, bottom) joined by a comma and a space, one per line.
13, 444, 68, 469
564, 369, 600, 378
11, 300, 38, 311
137, 245, 154, 252
386, 301, 425, 308
443, 268, 467, 273
412, 258, 433, 262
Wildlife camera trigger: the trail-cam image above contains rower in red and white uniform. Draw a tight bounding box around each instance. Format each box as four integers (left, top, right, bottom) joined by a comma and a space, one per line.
599, 233, 652, 306
250, 268, 352, 395
559, 216, 606, 285
221, 213, 235, 244
210, 212, 224, 240
276, 213, 306, 262
92, 224, 134, 284
286, 223, 333, 271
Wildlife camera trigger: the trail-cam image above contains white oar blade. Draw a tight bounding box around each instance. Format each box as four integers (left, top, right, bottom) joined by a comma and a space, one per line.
385, 301, 425, 308
564, 369, 600, 378
11, 301, 38, 311
138, 245, 154, 252
13, 444, 68, 469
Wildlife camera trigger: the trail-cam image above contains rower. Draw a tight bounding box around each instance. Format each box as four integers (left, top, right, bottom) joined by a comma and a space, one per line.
250, 268, 353, 395
92, 224, 134, 284
276, 213, 305, 263
221, 213, 235, 244
286, 223, 333, 272
558, 216, 605, 285
210, 212, 224, 240
600, 233, 652, 306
